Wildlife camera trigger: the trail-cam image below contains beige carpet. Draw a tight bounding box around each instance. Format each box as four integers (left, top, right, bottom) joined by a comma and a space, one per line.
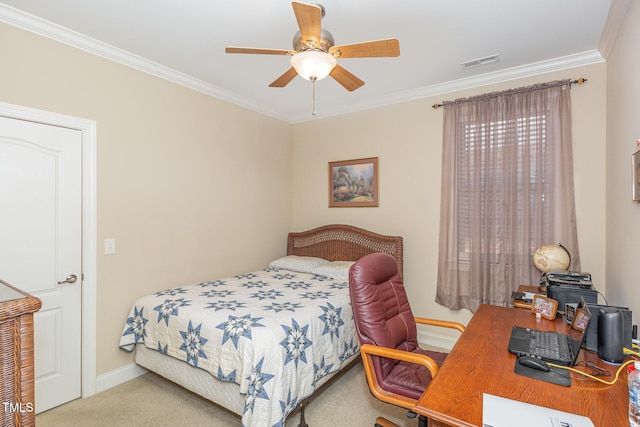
36, 362, 417, 427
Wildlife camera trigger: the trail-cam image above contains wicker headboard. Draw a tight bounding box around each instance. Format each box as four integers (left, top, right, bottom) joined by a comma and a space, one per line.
287, 224, 403, 277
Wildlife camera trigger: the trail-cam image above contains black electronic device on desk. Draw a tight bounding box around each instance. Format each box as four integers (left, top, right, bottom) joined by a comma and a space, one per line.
577, 296, 634, 355
545, 271, 592, 284
543, 271, 597, 314
511, 291, 537, 303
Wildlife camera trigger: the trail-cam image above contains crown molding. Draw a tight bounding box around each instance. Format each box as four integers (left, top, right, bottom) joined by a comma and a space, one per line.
598, 0, 632, 59
290, 50, 605, 123
0, 3, 608, 125
0, 4, 292, 123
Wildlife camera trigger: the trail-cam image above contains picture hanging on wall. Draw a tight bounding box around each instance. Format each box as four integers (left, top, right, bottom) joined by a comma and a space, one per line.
329, 157, 378, 207
633, 150, 640, 201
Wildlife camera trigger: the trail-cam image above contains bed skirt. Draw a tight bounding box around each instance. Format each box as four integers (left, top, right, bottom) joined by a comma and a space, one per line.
134, 344, 361, 424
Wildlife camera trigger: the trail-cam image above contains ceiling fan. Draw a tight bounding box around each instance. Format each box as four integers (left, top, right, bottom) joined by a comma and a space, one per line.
225, 1, 400, 114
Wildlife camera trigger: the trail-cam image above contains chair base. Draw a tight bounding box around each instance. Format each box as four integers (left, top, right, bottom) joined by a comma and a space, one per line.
374, 413, 428, 427
375, 417, 400, 427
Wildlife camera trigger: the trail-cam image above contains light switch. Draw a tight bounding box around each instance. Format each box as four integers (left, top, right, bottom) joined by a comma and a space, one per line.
104, 238, 116, 255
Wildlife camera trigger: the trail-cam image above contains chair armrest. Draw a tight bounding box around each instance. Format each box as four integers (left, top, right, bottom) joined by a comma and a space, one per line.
360, 343, 440, 377
359, 343, 439, 411
414, 317, 466, 334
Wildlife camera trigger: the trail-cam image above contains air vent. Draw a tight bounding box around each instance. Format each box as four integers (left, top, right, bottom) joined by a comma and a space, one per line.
460, 54, 500, 70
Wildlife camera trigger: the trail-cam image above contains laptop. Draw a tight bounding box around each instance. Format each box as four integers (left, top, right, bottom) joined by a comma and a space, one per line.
508, 303, 591, 366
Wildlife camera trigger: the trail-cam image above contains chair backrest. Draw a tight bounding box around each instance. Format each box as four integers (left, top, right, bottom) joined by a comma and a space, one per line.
349, 252, 419, 379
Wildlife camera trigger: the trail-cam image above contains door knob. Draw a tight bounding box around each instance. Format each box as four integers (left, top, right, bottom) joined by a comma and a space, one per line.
57, 274, 78, 285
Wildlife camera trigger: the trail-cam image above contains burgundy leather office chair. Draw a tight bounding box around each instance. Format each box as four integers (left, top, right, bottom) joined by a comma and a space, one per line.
349, 253, 465, 427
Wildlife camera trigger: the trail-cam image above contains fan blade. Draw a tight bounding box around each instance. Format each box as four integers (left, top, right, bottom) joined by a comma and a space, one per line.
269, 67, 299, 88
329, 39, 400, 58
226, 47, 296, 56
329, 65, 365, 92
292, 1, 322, 48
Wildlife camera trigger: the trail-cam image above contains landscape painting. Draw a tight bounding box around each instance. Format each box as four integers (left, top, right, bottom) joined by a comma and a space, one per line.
329, 157, 378, 207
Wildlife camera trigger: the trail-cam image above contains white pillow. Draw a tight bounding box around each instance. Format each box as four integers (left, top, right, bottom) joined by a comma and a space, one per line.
311, 261, 355, 282
269, 255, 328, 274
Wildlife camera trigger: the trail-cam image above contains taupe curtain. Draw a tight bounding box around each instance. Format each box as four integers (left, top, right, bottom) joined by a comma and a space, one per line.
436, 80, 580, 312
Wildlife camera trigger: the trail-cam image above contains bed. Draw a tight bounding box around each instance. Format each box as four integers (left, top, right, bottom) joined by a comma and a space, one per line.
119, 224, 403, 427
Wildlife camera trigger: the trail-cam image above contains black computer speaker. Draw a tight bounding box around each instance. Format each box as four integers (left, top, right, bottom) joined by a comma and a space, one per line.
598, 307, 624, 364
583, 302, 633, 352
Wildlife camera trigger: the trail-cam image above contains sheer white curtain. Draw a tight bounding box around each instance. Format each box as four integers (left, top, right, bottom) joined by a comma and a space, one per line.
436, 80, 580, 312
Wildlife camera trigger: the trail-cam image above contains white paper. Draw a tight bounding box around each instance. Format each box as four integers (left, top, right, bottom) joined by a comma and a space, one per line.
482, 393, 594, 427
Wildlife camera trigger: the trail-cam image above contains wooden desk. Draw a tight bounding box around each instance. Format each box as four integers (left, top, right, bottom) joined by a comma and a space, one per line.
413, 304, 629, 427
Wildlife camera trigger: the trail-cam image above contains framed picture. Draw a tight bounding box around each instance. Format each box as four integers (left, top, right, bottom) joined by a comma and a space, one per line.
633, 151, 640, 201
571, 308, 590, 331
531, 294, 558, 320
329, 157, 379, 207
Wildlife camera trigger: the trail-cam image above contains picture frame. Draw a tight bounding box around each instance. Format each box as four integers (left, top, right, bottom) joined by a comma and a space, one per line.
531, 294, 558, 320
633, 151, 640, 201
571, 308, 590, 331
329, 157, 379, 207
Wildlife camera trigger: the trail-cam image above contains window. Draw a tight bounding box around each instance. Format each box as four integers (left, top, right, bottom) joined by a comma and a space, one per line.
436, 81, 580, 312
457, 114, 551, 258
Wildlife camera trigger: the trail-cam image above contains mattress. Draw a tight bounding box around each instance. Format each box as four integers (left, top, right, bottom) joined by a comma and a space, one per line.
135, 344, 246, 416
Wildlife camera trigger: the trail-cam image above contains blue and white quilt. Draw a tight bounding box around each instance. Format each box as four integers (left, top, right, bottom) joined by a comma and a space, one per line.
119, 266, 359, 427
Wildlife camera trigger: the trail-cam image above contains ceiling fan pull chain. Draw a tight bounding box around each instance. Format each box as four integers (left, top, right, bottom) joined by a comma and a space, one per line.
311, 76, 317, 115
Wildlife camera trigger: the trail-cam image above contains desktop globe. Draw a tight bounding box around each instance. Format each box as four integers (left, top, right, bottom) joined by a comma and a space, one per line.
532, 244, 571, 273
533, 244, 571, 291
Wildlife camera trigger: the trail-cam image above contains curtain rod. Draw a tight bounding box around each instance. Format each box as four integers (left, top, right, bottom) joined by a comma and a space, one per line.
431, 77, 587, 109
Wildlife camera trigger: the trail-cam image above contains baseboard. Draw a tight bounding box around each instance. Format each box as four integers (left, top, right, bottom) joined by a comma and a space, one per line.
417, 330, 458, 352
96, 362, 148, 393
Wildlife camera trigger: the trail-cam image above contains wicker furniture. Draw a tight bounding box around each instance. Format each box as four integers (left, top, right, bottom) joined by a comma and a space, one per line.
287, 224, 404, 276
0, 279, 42, 427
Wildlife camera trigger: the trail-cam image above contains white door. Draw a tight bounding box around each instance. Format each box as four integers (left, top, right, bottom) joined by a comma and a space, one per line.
0, 116, 82, 413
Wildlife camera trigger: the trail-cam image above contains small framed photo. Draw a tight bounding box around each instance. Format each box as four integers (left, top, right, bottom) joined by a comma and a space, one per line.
531, 294, 558, 320
329, 157, 378, 207
572, 308, 590, 331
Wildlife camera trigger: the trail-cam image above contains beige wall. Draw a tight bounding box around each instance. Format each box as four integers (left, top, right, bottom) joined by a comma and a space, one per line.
0, 23, 293, 374
606, 0, 640, 317
1, 7, 628, 380
291, 63, 608, 330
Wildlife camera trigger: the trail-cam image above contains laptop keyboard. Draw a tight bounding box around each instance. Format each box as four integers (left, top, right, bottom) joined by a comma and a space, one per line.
529, 330, 565, 359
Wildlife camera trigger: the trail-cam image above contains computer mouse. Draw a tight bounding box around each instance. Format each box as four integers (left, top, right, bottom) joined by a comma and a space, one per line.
518, 355, 550, 372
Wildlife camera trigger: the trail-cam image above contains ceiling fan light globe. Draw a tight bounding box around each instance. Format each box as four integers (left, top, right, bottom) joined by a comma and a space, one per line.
290, 50, 337, 81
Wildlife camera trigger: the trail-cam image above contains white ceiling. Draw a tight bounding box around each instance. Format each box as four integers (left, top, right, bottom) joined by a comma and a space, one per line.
0, 1, 623, 123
